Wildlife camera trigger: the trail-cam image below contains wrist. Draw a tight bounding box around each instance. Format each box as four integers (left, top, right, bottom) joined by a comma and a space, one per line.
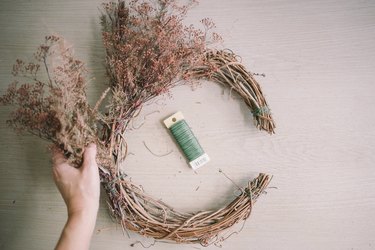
67, 208, 98, 235
67, 196, 99, 217
67, 202, 98, 226
68, 206, 98, 220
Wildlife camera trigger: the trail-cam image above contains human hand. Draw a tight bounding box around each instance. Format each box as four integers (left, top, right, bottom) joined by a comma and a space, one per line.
52, 143, 100, 249
52, 143, 100, 217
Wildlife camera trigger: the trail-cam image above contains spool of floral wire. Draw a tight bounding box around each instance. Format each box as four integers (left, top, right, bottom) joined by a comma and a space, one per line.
164, 111, 210, 170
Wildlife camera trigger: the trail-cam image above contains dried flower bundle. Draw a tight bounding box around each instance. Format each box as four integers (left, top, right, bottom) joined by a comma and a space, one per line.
1, 0, 275, 247
0, 36, 110, 165
100, 0, 222, 165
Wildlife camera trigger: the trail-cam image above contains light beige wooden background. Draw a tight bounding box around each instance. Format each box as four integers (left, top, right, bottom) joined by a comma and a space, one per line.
1, 0, 375, 249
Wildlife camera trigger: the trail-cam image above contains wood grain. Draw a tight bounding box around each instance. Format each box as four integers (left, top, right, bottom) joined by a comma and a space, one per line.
1, 0, 375, 249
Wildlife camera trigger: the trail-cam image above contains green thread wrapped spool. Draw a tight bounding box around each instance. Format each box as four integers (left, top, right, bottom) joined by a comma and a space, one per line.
164, 111, 210, 170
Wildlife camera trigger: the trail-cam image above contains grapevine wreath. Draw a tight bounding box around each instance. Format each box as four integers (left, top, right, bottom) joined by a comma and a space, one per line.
0, 0, 275, 247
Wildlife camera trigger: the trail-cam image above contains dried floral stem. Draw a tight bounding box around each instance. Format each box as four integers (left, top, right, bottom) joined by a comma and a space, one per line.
93, 87, 111, 113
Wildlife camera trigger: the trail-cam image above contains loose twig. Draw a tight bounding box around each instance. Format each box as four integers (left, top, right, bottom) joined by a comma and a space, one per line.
143, 141, 173, 157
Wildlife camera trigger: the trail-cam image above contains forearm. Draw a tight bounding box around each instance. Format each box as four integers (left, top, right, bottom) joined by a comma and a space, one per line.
56, 210, 98, 250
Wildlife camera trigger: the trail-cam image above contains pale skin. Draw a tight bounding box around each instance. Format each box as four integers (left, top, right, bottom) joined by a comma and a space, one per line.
52, 143, 100, 250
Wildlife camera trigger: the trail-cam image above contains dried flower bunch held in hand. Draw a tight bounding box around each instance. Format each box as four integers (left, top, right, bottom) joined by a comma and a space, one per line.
0, 0, 275, 246
0, 36, 110, 167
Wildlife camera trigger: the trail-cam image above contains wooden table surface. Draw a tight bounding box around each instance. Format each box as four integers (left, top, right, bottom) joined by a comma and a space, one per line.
1, 0, 374, 249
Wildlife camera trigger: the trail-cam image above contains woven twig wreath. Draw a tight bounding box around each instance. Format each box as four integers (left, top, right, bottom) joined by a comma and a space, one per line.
99, 49, 274, 246
98, 1, 275, 245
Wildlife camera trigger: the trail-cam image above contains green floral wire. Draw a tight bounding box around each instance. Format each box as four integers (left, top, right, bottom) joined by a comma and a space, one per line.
169, 119, 204, 162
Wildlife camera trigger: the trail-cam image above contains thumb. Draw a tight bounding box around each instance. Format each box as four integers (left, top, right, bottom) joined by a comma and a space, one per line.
82, 143, 97, 169
51, 145, 67, 167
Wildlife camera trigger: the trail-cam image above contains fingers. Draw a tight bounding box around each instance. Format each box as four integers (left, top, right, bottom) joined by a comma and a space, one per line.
51, 145, 67, 167
82, 143, 97, 170
51, 143, 97, 172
